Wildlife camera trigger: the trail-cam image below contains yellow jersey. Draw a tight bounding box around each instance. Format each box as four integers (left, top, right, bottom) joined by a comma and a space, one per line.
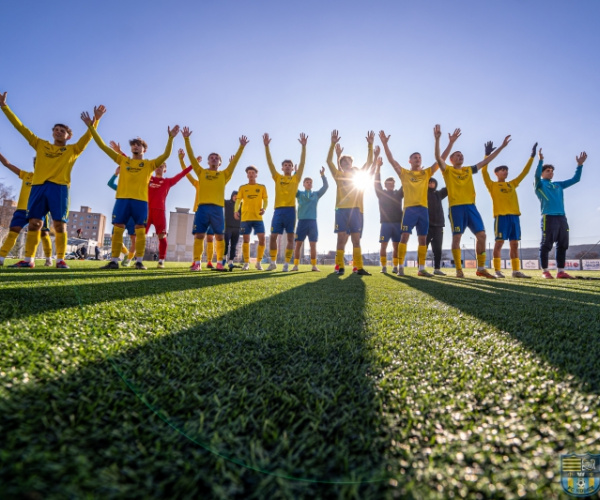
442, 165, 478, 207
326, 142, 373, 211
399, 167, 433, 208
2, 105, 98, 186
481, 157, 533, 216
236, 183, 268, 221
180, 156, 201, 209
16, 170, 34, 210
265, 144, 305, 208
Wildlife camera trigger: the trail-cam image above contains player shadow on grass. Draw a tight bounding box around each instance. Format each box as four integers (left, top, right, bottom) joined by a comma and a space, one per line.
1, 274, 399, 498
394, 275, 600, 393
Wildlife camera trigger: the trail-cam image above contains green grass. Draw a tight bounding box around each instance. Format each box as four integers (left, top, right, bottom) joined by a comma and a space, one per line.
1, 261, 599, 499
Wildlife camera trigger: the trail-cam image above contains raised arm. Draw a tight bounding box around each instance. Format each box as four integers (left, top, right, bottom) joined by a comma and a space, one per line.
316, 167, 329, 198
437, 128, 461, 167
152, 125, 179, 166
107, 167, 119, 191
335, 143, 344, 171
81, 111, 120, 162
510, 143, 537, 187
179, 148, 199, 186
378, 130, 403, 175
558, 151, 587, 189
480, 141, 495, 191
109, 141, 126, 157
433, 125, 446, 171
0, 92, 39, 148
363, 130, 374, 172
263, 133, 278, 178
534, 148, 544, 188
74, 105, 104, 154
296, 133, 308, 179
182, 127, 203, 176
0, 151, 21, 176
223, 135, 249, 181
374, 156, 384, 196
475, 135, 511, 170
327, 130, 341, 176
168, 165, 193, 187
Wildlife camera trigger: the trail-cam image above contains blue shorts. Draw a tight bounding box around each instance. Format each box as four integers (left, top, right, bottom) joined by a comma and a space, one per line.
295, 219, 318, 242
402, 206, 429, 236
9, 209, 50, 231
335, 208, 363, 235
125, 217, 136, 236
193, 204, 224, 235
240, 220, 265, 235
206, 224, 215, 236
271, 207, 296, 234
449, 204, 485, 235
113, 198, 148, 226
27, 182, 69, 222
380, 222, 402, 243
495, 215, 521, 241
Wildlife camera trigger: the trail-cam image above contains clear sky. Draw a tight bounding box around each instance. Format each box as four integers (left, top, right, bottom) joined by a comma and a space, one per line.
1, 0, 598, 254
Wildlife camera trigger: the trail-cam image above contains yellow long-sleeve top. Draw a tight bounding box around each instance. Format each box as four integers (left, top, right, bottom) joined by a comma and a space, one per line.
399, 166, 434, 208
235, 183, 268, 221
89, 125, 173, 202
185, 137, 243, 207
442, 165, 478, 207
481, 157, 533, 216
180, 156, 201, 209
2, 105, 98, 186
265, 144, 305, 208
16, 170, 34, 210
326, 142, 373, 211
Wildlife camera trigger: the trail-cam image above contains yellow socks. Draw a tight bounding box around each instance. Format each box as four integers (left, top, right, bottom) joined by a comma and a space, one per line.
193, 238, 204, 262
41, 232, 53, 258
121, 244, 129, 255
310, 258, 316, 266
285, 249, 293, 263
336, 249, 345, 268
294, 258, 299, 266
216, 239, 225, 262
257, 244, 266, 261
477, 252, 486, 269
417, 245, 427, 267
511, 258, 520, 272
55, 232, 67, 260
0, 231, 19, 258
206, 240, 214, 263
112, 226, 125, 258
380, 256, 387, 267
269, 248, 277, 263
398, 242, 407, 266
243, 242, 250, 262
493, 257, 501, 272
452, 248, 462, 270
393, 257, 399, 267
128, 251, 135, 260
135, 227, 146, 259
353, 247, 363, 269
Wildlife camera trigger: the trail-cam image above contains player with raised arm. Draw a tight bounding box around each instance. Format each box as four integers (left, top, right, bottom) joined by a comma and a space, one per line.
263, 133, 307, 272
0, 92, 103, 269
292, 167, 329, 271
0, 154, 53, 267
81, 110, 179, 270
482, 141, 537, 278
182, 128, 248, 272
235, 166, 268, 270
434, 124, 510, 278
534, 148, 587, 279
107, 166, 137, 265
426, 177, 448, 275
379, 128, 459, 277
373, 156, 403, 273
327, 130, 375, 276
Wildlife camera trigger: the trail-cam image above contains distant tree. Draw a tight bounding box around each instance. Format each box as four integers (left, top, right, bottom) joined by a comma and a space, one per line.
575, 250, 599, 260
0, 180, 15, 201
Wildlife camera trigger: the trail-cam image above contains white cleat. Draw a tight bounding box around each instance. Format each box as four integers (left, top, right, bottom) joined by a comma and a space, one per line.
495, 270, 506, 278
311, 266, 320, 272
44, 258, 53, 267
396, 267, 405, 276
255, 262, 264, 271
380, 266, 387, 273
267, 262, 277, 271
433, 269, 446, 276
242, 263, 250, 270
291, 265, 299, 271
282, 263, 289, 272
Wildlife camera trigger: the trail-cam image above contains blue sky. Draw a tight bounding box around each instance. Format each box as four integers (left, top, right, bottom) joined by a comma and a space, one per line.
1, 0, 598, 254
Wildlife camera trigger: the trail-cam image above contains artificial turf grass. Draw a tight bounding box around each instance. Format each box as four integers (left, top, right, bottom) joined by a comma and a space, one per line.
1, 263, 599, 499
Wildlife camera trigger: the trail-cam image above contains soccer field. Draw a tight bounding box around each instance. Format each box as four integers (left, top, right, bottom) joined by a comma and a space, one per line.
1, 262, 599, 499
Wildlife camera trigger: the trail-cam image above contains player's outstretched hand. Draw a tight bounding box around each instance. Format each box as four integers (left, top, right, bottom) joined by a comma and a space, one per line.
531, 142, 538, 158
168, 125, 180, 137
448, 128, 461, 142
298, 132, 308, 146
262, 133, 271, 146
433, 124, 441, 139
376, 156, 383, 169
374, 145, 381, 158
366, 130, 375, 144
378, 130, 390, 144
178, 148, 185, 159
576, 151, 588, 165
80, 111, 93, 126
331, 129, 341, 144
94, 105, 106, 120
240, 135, 249, 146
484, 141, 496, 156
538, 148, 544, 161
0, 92, 7, 107
182, 126, 192, 138
501, 135, 511, 148
320, 166, 325, 176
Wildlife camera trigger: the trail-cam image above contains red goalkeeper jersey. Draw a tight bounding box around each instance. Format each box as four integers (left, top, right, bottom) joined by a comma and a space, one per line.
148, 167, 192, 210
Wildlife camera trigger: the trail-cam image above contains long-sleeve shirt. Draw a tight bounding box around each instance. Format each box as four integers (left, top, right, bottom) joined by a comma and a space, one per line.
427, 187, 448, 227
224, 199, 241, 229
148, 168, 192, 211
326, 142, 373, 211
441, 165, 479, 207
89, 125, 173, 202
107, 174, 118, 191
534, 160, 583, 216
481, 157, 533, 217
375, 174, 403, 223
266, 144, 306, 208
184, 137, 243, 207
2, 105, 98, 186
16, 170, 34, 210
296, 176, 328, 220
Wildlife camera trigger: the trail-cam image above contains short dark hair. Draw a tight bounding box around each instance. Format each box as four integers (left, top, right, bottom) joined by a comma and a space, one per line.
542, 164, 555, 172
384, 177, 395, 183
494, 165, 508, 173
208, 152, 222, 162
53, 123, 72, 136
409, 152, 420, 159
245, 165, 258, 173
303, 177, 312, 183
429, 177, 438, 188
281, 159, 293, 166
129, 137, 148, 150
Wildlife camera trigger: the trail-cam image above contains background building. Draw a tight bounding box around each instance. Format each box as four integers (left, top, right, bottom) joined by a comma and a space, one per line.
67, 206, 106, 244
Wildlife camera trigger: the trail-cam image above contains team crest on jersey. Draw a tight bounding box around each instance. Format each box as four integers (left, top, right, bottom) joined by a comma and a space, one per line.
561, 453, 600, 497
60, 147, 67, 152
256, 188, 260, 193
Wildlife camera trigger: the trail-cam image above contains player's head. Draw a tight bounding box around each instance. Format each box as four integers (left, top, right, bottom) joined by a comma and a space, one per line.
245, 165, 258, 181
303, 177, 313, 190
230, 190, 238, 201
339, 155, 353, 171
449, 151, 464, 167
129, 137, 148, 155
154, 163, 167, 177
281, 159, 294, 175
494, 165, 508, 181
428, 177, 438, 190
408, 152, 422, 169
52, 123, 73, 143
541, 164, 554, 180
208, 152, 222, 169
384, 177, 395, 190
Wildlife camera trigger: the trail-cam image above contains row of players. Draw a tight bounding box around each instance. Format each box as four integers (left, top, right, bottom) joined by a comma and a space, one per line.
0, 92, 588, 278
